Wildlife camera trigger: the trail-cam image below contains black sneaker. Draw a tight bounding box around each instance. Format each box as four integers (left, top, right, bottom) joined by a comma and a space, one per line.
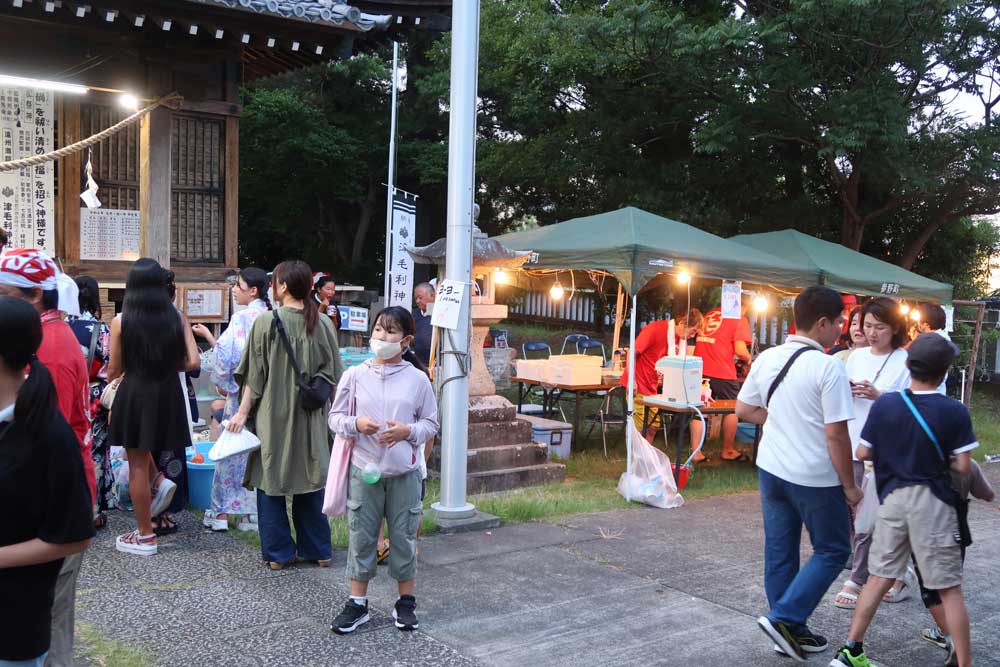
393, 595, 419, 631
331, 599, 370, 635
757, 616, 805, 663
774, 628, 829, 655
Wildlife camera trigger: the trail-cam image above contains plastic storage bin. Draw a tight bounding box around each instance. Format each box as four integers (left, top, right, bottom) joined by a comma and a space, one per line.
185, 441, 216, 510
519, 415, 573, 460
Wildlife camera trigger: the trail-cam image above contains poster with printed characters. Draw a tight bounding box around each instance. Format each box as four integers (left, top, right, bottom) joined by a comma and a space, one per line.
0, 87, 54, 253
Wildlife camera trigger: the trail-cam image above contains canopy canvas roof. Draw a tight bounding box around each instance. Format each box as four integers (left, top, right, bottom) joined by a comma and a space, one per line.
492, 207, 816, 295
729, 229, 953, 303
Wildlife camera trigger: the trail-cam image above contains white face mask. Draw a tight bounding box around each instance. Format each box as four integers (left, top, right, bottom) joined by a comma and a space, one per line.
370, 338, 403, 360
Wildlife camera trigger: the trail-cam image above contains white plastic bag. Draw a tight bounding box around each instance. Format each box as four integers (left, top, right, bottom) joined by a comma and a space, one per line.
617, 422, 684, 509
208, 421, 261, 461
853, 470, 878, 534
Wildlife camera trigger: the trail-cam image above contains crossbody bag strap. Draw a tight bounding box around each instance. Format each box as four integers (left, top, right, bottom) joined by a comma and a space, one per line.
272, 310, 305, 386
766, 345, 817, 407
898, 389, 946, 462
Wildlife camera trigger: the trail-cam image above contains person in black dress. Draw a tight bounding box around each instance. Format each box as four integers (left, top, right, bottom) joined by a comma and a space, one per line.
108, 259, 200, 556
0, 296, 94, 665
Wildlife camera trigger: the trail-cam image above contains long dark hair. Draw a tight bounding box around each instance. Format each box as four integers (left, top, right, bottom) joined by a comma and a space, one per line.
0, 296, 57, 433
121, 258, 186, 378
240, 267, 272, 310
272, 260, 318, 335
75, 275, 101, 318
374, 306, 429, 377
861, 297, 908, 349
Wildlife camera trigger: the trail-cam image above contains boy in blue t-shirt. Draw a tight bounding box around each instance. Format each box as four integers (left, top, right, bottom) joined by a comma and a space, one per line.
831, 334, 977, 667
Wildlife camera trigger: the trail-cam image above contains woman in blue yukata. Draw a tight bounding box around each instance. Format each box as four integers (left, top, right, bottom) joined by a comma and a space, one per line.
193, 268, 272, 532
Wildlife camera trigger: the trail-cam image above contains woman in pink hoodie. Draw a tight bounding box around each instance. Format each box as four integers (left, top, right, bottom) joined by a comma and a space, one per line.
328, 307, 439, 635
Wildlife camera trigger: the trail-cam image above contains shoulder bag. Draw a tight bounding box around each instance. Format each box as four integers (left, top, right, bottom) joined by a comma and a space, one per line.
898, 390, 972, 547
766, 344, 818, 406
272, 309, 333, 411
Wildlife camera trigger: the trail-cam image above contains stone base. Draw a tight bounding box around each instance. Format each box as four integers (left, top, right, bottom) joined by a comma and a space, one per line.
433, 510, 502, 534
430, 441, 549, 473
466, 463, 566, 495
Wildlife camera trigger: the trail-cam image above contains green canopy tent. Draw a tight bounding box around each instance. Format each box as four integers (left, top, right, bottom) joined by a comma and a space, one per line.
729, 229, 953, 304
492, 207, 815, 500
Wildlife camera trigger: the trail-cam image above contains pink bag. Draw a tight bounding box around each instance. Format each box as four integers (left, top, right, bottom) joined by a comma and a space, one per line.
323, 372, 356, 517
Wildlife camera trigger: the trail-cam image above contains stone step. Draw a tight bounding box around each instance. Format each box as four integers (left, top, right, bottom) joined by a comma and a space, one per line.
468, 420, 533, 449
466, 463, 567, 495
468, 394, 517, 423
430, 442, 549, 473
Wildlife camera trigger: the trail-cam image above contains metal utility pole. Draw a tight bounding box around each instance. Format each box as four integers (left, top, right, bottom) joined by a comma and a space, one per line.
382, 40, 400, 302
432, 0, 481, 520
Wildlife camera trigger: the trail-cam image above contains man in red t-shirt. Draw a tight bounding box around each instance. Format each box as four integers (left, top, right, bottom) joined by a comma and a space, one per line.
0, 248, 93, 666
692, 296, 753, 461
621, 309, 704, 442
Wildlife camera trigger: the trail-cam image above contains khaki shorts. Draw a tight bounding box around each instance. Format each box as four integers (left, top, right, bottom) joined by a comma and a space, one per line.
631, 394, 649, 433
869, 484, 963, 590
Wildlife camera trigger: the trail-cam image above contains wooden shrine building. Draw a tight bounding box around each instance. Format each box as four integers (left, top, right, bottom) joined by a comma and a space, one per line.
0, 0, 449, 321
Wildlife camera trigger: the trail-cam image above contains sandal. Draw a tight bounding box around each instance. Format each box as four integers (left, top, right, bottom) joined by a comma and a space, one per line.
834, 580, 862, 609
266, 560, 296, 571
883, 569, 914, 603
152, 514, 179, 536
720, 450, 749, 462
94, 511, 108, 531
115, 529, 157, 556
377, 540, 390, 565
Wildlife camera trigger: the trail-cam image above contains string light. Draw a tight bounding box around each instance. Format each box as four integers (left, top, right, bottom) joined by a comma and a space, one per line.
550, 279, 565, 301
910, 309, 921, 322
676, 271, 691, 285
900, 303, 911, 316
753, 295, 768, 313
494, 268, 510, 285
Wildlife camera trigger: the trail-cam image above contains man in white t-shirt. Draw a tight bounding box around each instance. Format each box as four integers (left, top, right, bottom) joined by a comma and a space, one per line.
916, 303, 951, 394
736, 286, 863, 662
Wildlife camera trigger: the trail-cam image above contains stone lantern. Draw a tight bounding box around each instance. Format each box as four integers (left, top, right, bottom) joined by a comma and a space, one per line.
407, 213, 566, 493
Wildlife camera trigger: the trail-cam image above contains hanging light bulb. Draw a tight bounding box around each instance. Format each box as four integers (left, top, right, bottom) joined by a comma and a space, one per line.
494, 269, 510, 285
550, 279, 565, 300
910, 309, 922, 322
899, 303, 911, 316
118, 93, 140, 111
753, 295, 768, 313
676, 271, 691, 285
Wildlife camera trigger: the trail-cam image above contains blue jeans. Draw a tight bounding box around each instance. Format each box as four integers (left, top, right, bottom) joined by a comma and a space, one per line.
256, 489, 331, 564
0, 653, 47, 667
759, 468, 851, 630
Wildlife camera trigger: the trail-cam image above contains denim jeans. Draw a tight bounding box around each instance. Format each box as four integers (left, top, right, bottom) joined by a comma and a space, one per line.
1, 653, 47, 667
256, 489, 331, 564
759, 468, 851, 630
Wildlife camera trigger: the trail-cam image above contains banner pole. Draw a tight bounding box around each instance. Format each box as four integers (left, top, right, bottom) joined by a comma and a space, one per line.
383, 41, 400, 303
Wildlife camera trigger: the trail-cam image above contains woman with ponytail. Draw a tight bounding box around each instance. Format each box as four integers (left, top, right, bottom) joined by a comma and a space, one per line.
329, 306, 439, 635
0, 296, 94, 666
191, 268, 271, 532
67, 276, 115, 529
228, 260, 344, 570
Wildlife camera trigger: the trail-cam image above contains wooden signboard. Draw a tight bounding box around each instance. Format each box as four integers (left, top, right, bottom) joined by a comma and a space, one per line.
179, 283, 230, 323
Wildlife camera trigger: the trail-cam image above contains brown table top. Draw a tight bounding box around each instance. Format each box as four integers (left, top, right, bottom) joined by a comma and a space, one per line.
638, 397, 739, 415
510, 376, 620, 392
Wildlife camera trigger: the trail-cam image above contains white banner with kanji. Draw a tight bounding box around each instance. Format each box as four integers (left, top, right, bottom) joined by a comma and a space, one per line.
388, 191, 417, 310
0, 87, 55, 253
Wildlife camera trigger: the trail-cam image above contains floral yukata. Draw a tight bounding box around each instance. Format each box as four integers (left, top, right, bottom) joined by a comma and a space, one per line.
209, 299, 268, 515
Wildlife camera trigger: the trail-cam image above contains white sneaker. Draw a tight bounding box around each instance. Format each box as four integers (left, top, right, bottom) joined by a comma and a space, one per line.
115, 530, 157, 556
150, 478, 177, 518
237, 514, 258, 532
202, 510, 228, 531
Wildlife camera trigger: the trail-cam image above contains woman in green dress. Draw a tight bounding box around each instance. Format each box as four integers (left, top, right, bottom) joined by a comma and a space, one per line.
228, 260, 344, 570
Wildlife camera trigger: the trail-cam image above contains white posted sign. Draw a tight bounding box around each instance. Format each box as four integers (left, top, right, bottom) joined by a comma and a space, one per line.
0, 87, 55, 252
431, 279, 466, 331
387, 191, 416, 310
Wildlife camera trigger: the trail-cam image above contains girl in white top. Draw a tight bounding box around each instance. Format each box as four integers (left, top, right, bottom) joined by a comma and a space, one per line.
835, 297, 912, 609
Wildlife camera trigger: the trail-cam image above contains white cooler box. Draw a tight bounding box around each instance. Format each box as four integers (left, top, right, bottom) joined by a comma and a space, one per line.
519, 415, 573, 460
515, 359, 550, 383
548, 354, 603, 386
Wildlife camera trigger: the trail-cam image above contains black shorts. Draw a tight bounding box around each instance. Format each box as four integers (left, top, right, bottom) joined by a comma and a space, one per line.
708, 378, 741, 401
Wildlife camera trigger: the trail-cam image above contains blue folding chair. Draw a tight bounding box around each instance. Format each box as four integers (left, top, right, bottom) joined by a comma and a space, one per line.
522, 340, 552, 360
576, 338, 607, 365
560, 333, 589, 355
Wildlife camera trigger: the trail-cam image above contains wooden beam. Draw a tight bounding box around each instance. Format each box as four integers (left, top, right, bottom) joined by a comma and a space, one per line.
954, 299, 986, 408
60, 96, 82, 264
139, 106, 172, 267
178, 99, 242, 117
224, 115, 239, 268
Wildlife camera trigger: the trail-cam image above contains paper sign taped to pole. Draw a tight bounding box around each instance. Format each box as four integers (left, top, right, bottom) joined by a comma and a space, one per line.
721, 281, 742, 319
431, 279, 466, 330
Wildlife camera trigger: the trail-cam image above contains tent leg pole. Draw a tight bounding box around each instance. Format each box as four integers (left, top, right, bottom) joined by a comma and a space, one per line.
626, 293, 637, 502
